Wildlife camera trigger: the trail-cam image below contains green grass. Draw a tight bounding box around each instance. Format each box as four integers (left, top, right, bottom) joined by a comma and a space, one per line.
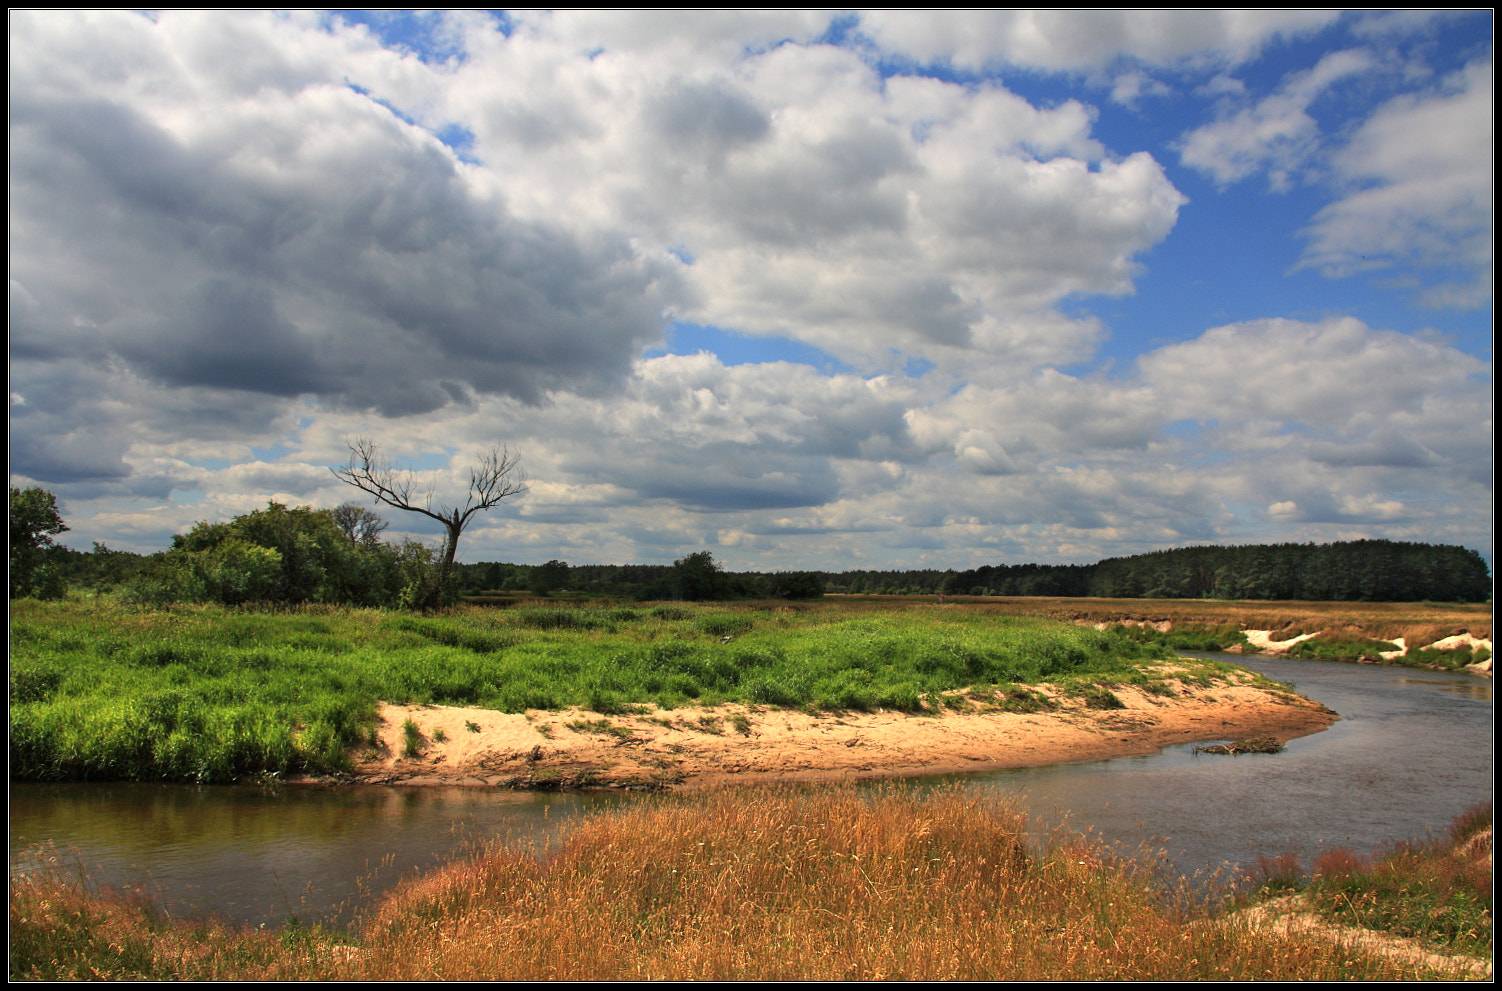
9, 597, 1178, 783
1283, 632, 1402, 662
401, 719, 422, 757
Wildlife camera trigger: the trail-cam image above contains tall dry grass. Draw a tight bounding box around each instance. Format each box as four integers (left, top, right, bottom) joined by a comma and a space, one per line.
11, 786, 1473, 981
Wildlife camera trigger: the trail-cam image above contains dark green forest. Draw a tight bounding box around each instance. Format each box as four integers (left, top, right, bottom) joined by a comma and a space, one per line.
448, 539, 1488, 603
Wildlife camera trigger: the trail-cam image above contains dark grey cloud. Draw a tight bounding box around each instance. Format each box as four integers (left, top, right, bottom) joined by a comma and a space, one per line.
647, 79, 770, 155
109, 279, 325, 396
9, 36, 682, 482
1307, 434, 1442, 469
634, 460, 840, 513
8, 419, 134, 484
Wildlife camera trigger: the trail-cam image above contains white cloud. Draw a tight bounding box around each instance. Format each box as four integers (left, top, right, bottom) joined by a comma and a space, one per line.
1110, 71, 1173, 109
415, 22, 1184, 367
1299, 58, 1493, 307
858, 10, 1341, 72
1177, 48, 1374, 188
10, 9, 1189, 494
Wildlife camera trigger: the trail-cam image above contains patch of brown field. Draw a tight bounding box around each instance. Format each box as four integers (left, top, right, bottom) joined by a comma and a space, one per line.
869, 595, 1491, 661
917, 595, 1491, 641
346, 665, 1335, 790
495, 594, 1491, 644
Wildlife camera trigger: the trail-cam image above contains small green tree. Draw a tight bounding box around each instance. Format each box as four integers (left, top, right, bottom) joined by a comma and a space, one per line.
673, 550, 725, 601
394, 540, 454, 611
137, 502, 405, 607
529, 559, 570, 596
9, 486, 70, 599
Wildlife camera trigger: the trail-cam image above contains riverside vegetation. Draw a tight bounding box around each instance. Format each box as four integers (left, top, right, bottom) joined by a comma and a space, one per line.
11, 596, 1193, 784
9, 787, 1490, 981
1253, 801, 1493, 963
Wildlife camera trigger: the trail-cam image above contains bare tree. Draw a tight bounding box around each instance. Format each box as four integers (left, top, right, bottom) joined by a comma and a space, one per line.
331, 439, 526, 586
330, 502, 390, 547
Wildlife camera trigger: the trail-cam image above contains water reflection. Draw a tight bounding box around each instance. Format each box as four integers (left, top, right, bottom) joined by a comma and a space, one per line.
11, 784, 631, 927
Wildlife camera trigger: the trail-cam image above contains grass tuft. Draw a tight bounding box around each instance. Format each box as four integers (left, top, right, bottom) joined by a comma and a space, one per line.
401, 719, 422, 758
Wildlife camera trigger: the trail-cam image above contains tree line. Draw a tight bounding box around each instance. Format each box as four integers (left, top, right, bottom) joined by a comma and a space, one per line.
456, 539, 1489, 603
11, 485, 1490, 606
821, 540, 1491, 602
452, 553, 825, 601
10, 487, 824, 607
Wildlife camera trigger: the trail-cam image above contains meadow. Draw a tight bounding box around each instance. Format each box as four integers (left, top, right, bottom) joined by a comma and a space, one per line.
9, 596, 1180, 784
918, 595, 1493, 666
8, 786, 1489, 980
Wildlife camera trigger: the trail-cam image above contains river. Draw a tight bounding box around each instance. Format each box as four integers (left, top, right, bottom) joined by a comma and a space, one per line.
9, 654, 1492, 929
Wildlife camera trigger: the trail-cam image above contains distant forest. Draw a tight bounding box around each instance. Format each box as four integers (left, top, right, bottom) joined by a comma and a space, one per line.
451, 539, 1491, 603
39, 536, 1490, 604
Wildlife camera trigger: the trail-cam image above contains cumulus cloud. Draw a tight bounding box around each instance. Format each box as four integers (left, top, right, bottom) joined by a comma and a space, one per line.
10, 9, 1188, 492
1177, 48, 1375, 188
1135, 316, 1493, 500
415, 20, 1185, 367
1299, 58, 1493, 307
462, 318, 1487, 564
1139, 316, 1488, 429
8, 12, 678, 454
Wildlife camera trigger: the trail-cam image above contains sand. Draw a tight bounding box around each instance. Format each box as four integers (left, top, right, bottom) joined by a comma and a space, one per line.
347, 665, 1336, 790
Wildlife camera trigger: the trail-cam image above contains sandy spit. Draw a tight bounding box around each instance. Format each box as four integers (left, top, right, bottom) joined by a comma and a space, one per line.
342, 667, 1335, 791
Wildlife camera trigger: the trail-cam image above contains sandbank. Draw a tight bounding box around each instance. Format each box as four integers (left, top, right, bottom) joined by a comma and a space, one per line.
348, 665, 1336, 790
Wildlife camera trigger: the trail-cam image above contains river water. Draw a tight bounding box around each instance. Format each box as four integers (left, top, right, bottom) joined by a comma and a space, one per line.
9, 654, 1492, 928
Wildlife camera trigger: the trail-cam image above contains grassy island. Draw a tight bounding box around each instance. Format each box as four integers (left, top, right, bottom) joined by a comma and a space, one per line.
12, 597, 1197, 784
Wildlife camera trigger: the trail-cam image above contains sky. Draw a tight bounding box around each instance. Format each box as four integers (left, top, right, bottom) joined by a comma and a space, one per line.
8, 10, 1494, 570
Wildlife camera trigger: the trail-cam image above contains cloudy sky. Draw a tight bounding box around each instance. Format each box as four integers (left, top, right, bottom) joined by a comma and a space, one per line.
9, 10, 1493, 570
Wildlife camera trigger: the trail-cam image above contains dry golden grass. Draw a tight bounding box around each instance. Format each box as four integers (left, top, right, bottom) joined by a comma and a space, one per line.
11, 787, 1477, 981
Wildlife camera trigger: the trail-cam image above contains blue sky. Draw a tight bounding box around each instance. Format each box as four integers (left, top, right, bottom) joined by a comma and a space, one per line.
9, 11, 1492, 569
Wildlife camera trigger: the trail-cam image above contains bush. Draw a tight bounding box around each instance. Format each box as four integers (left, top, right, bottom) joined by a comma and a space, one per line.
764, 571, 824, 599
395, 541, 455, 612
122, 503, 413, 608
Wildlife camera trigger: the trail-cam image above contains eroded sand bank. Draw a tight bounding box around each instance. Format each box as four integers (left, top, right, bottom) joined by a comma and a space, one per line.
349, 665, 1335, 790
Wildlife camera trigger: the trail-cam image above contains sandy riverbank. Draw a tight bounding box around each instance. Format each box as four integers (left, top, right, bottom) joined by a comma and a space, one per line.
348, 665, 1335, 790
